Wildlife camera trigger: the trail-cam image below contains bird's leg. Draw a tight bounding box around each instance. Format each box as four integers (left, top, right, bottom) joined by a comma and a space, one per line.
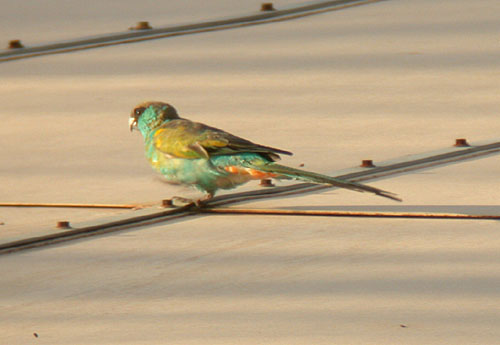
203, 192, 214, 201
195, 192, 214, 207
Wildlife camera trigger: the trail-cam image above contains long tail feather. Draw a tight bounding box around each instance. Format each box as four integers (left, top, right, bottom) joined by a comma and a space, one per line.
254, 163, 402, 202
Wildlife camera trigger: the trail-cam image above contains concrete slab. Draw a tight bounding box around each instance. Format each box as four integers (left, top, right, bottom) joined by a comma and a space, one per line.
1, 0, 499, 343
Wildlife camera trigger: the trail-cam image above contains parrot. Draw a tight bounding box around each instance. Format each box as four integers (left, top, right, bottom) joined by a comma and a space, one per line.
129, 101, 401, 202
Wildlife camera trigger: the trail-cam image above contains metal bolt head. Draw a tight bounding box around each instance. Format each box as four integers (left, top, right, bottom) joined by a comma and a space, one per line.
260, 178, 275, 187
8, 39, 24, 49
130, 21, 152, 30
360, 159, 375, 168
161, 199, 174, 208
261, 3, 276, 11
56, 221, 71, 229
454, 138, 470, 147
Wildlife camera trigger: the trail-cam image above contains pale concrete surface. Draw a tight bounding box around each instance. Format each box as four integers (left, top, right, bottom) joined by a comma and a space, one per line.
1, 215, 499, 344
0, 0, 301, 45
1, 0, 499, 343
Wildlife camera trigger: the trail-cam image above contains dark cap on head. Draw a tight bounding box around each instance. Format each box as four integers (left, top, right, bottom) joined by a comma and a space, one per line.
129, 101, 180, 131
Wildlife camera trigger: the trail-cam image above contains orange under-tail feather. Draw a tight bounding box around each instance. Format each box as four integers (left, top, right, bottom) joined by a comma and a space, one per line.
224, 166, 277, 179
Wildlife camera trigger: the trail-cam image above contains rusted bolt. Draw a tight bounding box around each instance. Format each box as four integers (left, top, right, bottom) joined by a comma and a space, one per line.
8, 39, 24, 49
161, 199, 174, 208
260, 178, 275, 187
129, 21, 152, 30
56, 221, 71, 229
299, 163, 305, 167
261, 3, 276, 11
33, 333, 39, 338
360, 159, 375, 168
454, 138, 470, 147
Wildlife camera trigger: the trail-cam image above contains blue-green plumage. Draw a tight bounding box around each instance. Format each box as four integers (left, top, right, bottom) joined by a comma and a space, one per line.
129, 101, 401, 201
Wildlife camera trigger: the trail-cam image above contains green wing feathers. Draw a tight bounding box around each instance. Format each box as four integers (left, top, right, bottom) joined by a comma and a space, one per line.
253, 163, 402, 202
153, 119, 292, 159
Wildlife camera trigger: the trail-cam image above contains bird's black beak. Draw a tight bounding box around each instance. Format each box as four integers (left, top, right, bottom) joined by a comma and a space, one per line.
129, 117, 137, 132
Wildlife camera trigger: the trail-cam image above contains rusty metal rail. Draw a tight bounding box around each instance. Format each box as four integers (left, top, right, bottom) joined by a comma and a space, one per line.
200, 208, 500, 220
0, 0, 384, 62
0, 202, 142, 209
0, 139, 498, 255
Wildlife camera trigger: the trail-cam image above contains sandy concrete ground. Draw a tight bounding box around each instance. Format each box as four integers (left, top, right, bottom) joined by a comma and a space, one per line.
1, 0, 499, 344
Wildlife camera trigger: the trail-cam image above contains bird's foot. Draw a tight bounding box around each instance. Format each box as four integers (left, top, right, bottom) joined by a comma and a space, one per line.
165, 193, 214, 208
166, 196, 197, 208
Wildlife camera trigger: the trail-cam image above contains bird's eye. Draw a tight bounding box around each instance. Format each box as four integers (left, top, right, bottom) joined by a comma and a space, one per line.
134, 107, 146, 116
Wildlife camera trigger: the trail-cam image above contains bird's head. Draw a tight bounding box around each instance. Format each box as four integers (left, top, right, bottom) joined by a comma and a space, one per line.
129, 101, 180, 135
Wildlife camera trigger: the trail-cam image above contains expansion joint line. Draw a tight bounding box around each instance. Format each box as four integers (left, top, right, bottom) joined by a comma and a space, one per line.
0, 0, 384, 62
0, 139, 498, 255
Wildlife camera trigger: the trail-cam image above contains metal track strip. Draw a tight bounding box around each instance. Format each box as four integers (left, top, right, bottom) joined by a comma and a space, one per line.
200, 208, 500, 220
0, 0, 383, 62
0, 140, 498, 255
0, 206, 197, 255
